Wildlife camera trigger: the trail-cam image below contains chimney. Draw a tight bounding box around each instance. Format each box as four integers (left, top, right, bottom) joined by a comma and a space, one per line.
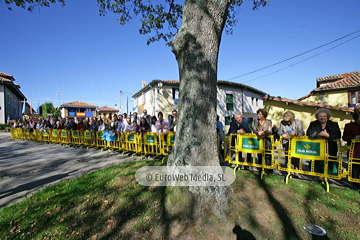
142, 80, 146, 88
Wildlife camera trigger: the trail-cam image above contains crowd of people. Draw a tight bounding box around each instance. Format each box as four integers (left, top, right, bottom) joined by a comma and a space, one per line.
217, 107, 360, 192
8, 109, 179, 135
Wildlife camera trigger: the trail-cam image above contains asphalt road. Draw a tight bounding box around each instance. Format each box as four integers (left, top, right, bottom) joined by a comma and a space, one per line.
0, 132, 138, 208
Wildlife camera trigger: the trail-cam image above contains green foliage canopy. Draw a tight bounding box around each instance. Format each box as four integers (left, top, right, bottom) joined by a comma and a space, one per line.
4, 0, 268, 44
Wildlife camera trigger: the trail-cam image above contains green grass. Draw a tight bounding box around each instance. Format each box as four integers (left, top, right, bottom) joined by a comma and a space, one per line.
0, 162, 359, 239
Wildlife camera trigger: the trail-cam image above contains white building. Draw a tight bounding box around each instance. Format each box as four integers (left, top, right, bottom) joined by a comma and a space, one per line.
0, 72, 27, 124
132, 80, 267, 131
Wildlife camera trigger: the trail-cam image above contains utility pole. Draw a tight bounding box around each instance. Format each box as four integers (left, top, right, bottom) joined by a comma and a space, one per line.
120, 91, 123, 114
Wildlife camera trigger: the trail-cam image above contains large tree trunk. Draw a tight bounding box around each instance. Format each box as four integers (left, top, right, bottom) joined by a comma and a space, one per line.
167, 0, 231, 221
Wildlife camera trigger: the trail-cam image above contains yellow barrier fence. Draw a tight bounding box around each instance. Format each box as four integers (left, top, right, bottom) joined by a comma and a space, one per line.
122, 133, 139, 156
95, 131, 107, 150
59, 130, 69, 145
107, 132, 122, 152
10, 128, 17, 139
277, 136, 343, 192
228, 134, 276, 178
143, 132, 161, 159
42, 130, 51, 143
35, 129, 42, 142
16, 128, 24, 140
23, 128, 31, 140
9, 130, 356, 192
347, 139, 360, 186
51, 129, 60, 143
83, 130, 95, 149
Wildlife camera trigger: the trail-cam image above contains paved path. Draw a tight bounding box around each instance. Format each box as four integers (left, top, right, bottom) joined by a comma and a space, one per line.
0, 132, 139, 208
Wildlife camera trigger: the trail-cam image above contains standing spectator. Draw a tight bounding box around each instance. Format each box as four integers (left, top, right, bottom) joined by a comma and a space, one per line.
77, 119, 85, 130
83, 119, 90, 130
142, 109, 151, 124
55, 121, 63, 130
342, 111, 360, 192
117, 115, 125, 132
150, 116, 158, 133
122, 114, 129, 130
49, 119, 56, 129
253, 109, 273, 174
111, 115, 118, 131
124, 117, 132, 132
169, 110, 178, 132
98, 120, 105, 131
306, 108, 341, 181
36, 121, 43, 130
129, 120, 140, 133
229, 114, 251, 167
139, 118, 151, 133
277, 111, 304, 178
132, 112, 140, 125
89, 119, 97, 131
216, 115, 224, 143
156, 112, 168, 134
104, 119, 111, 131
7, 115, 11, 124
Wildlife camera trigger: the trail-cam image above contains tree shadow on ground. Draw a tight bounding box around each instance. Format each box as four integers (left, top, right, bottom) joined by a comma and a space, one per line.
233, 224, 256, 240
254, 174, 302, 239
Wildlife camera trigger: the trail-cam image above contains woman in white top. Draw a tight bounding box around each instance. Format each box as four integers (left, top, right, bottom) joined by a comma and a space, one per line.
98, 120, 105, 131
150, 116, 158, 133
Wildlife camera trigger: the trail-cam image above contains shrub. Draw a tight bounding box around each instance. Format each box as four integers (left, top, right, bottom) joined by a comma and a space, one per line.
0, 123, 9, 130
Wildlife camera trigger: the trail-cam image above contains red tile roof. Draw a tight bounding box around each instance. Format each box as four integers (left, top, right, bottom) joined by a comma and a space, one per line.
299, 70, 360, 100
264, 95, 354, 113
315, 70, 360, 90
61, 101, 97, 107
0, 72, 15, 83
0, 72, 22, 89
98, 106, 119, 112
0, 72, 14, 79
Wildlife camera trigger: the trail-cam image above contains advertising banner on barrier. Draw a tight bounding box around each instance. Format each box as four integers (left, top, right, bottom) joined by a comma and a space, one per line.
97, 131, 104, 140
237, 135, 264, 153
169, 134, 175, 145
127, 134, 135, 143
72, 130, 79, 138
61, 130, 67, 137
43, 130, 49, 136
52, 130, 58, 137
146, 134, 155, 144
290, 138, 325, 160
84, 131, 92, 139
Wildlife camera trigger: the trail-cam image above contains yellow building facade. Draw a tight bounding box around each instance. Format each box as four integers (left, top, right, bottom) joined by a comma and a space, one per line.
264, 97, 352, 133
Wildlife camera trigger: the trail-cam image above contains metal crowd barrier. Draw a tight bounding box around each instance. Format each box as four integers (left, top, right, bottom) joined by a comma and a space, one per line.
227, 133, 276, 178
276, 136, 344, 192
346, 139, 360, 187
9, 129, 360, 192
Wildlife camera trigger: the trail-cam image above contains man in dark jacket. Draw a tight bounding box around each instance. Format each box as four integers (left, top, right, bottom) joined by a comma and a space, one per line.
229, 114, 251, 134
228, 114, 252, 168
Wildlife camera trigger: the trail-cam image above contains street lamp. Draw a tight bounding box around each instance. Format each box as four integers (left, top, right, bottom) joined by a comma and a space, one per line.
157, 82, 163, 92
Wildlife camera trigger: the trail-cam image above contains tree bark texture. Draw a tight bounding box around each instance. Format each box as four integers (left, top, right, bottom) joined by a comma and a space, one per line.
167, 0, 231, 220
